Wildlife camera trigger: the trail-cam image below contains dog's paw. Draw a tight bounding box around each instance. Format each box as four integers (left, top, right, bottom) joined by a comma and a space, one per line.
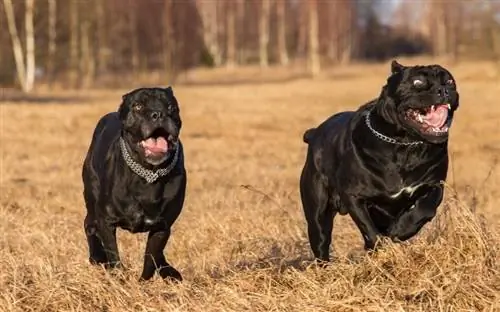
159, 265, 183, 283
89, 256, 108, 266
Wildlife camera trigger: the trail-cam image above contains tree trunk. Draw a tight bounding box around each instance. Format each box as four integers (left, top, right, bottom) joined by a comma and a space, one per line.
296, 0, 307, 58
259, 0, 271, 68
226, 1, 236, 68
432, 1, 447, 57
95, 0, 108, 75
69, 0, 79, 87
163, 0, 174, 81
308, 0, 320, 76
25, 0, 35, 92
276, 0, 289, 65
47, 0, 56, 85
327, 1, 339, 63
196, 0, 222, 66
2, 0, 27, 91
80, 22, 95, 88
236, 0, 245, 64
340, 3, 353, 65
128, 0, 139, 74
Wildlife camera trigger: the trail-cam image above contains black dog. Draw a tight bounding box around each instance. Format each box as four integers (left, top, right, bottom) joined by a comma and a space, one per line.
299, 61, 459, 262
82, 87, 186, 281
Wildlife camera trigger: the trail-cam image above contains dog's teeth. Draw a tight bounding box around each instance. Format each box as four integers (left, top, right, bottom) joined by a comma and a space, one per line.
417, 115, 423, 123
447, 103, 451, 110
431, 105, 435, 111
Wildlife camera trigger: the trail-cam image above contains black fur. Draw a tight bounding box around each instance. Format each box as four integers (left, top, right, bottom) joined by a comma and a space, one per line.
82, 87, 186, 281
299, 61, 460, 262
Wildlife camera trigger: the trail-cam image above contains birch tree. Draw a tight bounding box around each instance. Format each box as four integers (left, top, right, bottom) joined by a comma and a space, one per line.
2, 0, 36, 92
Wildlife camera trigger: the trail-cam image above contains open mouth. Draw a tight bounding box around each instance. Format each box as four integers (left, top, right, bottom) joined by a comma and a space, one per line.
140, 128, 174, 157
404, 104, 451, 135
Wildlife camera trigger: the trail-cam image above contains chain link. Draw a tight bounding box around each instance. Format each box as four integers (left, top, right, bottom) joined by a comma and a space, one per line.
364, 111, 423, 146
119, 137, 179, 183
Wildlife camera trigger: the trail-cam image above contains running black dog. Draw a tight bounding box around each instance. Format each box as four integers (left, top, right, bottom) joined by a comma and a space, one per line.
82, 87, 186, 281
299, 61, 459, 262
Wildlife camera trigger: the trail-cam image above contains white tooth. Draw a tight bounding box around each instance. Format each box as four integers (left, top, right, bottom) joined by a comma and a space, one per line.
447, 104, 451, 110
418, 115, 423, 123
431, 105, 435, 111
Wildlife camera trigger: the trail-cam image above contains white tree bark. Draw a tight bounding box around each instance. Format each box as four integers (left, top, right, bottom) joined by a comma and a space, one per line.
259, 0, 271, 67
25, 0, 35, 91
3, 0, 28, 91
47, 0, 56, 82
308, 0, 320, 76
276, 0, 289, 65
196, 0, 222, 66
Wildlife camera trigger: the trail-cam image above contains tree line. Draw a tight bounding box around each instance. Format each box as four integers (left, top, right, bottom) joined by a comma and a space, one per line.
1, 0, 499, 92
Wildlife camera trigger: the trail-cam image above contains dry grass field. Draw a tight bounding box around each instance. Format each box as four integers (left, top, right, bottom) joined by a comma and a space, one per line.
1, 59, 499, 311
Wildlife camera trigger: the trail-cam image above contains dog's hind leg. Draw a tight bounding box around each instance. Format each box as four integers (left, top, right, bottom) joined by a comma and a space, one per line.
140, 229, 182, 282
300, 166, 337, 263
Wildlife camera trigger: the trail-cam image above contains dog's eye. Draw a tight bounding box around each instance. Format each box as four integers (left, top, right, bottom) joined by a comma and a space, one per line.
413, 79, 424, 87
133, 103, 143, 111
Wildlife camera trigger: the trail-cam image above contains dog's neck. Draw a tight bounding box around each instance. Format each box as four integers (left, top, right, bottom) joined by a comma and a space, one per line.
364, 108, 423, 146
119, 136, 179, 183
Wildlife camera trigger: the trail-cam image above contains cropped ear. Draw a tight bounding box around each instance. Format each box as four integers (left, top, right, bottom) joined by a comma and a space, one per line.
118, 91, 132, 121
164, 86, 173, 97
391, 60, 405, 75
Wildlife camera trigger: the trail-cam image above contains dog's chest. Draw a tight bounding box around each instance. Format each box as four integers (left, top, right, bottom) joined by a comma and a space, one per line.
110, 185, 169, 233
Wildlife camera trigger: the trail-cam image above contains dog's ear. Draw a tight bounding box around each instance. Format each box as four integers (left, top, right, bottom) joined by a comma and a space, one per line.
164, 86, 174, 98
118, 91, 133, 121
163, 86, 179, 109
391, 60, 405, 75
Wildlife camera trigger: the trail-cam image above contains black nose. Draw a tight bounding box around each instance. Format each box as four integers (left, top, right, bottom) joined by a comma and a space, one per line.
150, 111, 163, 121
437, 87, 449, 97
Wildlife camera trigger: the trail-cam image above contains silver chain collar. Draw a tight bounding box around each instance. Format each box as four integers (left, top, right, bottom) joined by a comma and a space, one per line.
119, 137, 179, 183
364, 111, 423, 146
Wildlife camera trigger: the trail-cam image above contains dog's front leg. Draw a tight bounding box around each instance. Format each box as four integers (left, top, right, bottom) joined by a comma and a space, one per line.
388, 185, 443, 242
96, 220, 122, 269
344, 195, 383, 250
140, 229, 182, 282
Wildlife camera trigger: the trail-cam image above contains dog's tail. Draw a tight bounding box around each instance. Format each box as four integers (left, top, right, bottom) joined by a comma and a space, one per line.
303, 128, 317, 144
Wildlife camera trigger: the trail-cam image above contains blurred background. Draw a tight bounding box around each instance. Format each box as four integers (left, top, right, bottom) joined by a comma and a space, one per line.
1, 0, 500, 93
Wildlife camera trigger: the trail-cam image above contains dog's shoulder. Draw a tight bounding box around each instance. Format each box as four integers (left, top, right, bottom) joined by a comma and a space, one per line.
83, 112, 122, 178
303, 99, 377, 145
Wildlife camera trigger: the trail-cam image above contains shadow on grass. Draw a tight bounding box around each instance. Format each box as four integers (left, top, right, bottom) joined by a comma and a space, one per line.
206, 241, 317, 280
0, 90, 91, 105
177, 73, 310, 87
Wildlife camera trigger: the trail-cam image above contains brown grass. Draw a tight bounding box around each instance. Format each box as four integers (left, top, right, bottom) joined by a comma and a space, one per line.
1, 59, 499, 311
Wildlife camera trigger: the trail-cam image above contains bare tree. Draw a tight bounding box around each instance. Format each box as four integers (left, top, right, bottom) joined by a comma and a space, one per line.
308, 0, 320, 76
80, 21, 95, 88
259, 0, 271, 67
2, 0, 35, 92
226, 0, 236, 68
25, 0, 35, 91
47, 0, 56, 84
95, 0, 108, 75
163, 0, 174, 79
69, 0, 79, 87
128, 0, 139, 74
236, 0, 245, 64
3, 0, 27, 91
196, 0, 222, 66
276, 0, 289, 65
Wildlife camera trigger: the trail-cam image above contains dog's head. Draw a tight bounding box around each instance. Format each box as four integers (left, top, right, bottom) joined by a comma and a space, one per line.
118, 87, 181, 166
376, 60, 459, 144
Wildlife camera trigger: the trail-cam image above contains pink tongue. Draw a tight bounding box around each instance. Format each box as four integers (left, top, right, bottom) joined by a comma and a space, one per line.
424, 106, 448, 128
142, 137, 168, 155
